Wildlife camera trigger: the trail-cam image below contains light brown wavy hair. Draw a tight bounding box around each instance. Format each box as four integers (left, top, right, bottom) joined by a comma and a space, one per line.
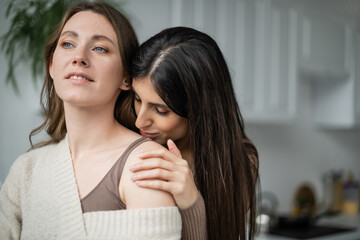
29, 1, 139, 148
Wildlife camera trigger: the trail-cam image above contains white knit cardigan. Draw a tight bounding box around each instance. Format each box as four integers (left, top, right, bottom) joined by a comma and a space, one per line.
0, 136, 182, 240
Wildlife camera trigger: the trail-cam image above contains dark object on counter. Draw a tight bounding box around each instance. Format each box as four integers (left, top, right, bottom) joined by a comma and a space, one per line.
277, 210, 340, 228
292, 184, 317, 217
277, 214, 316, 228
269, 224, 356, 239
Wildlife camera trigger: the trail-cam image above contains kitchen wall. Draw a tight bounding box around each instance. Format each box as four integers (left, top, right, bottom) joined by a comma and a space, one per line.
247, 80, 360, 212
1, 0, 360, 213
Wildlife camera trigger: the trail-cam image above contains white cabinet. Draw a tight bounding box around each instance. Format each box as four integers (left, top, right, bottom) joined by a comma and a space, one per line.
311, 27, 360, 128
298, 11, 349, 81
233, 0, 298, 123
298, 8, 360, 128
168, 0, 299, 124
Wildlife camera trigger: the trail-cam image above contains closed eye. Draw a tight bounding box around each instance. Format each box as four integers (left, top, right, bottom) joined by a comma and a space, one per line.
134, 96, 141, 102
154, 106, 169, 115
131, 87, 169, 116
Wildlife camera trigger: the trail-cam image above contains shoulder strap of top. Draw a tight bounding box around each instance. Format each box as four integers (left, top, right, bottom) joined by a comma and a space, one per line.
118, 137, 151, 167
81, 137, 151, 212
107, 137, 152, 206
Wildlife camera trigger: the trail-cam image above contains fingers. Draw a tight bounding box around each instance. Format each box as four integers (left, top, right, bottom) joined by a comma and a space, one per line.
134, 180, 174, 193
131, 168, 173, 182
138, 148, 184, 165
131, 141, 198, 209
134, 177, 199, 209
130, 158, 175, 172
131, 161, 191, 192
130, 159, 191, 187
131, 156, 199, 208
167, 139, 182, 158
134, 180, 186, 196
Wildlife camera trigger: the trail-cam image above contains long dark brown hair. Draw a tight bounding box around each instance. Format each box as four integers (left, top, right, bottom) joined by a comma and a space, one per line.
29, 1, 139, 148
131, 27, 259, 240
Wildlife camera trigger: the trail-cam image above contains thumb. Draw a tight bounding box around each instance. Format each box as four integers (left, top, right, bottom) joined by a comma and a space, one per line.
167, 139, 182, 158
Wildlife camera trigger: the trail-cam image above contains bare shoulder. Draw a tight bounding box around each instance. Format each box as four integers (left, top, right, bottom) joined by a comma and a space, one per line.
130, 140, 165, 155
120, 140, 176, 209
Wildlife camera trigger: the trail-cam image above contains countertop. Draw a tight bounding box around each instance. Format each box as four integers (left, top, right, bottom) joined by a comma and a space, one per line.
255, 214, 360, 240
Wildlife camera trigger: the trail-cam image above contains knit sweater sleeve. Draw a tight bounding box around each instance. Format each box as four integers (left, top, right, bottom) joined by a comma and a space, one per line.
179, 192, 208, 240
83, 207, 182, 239
0, 156, 26, 240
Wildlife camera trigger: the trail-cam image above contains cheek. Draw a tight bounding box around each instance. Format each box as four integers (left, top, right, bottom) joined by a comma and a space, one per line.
49, 62, 54, 79
106, 59, 124, 82
49, 53, 57, 79
161, 117, 187, 137
133, 101, 140, 115
49, 50, 64, 80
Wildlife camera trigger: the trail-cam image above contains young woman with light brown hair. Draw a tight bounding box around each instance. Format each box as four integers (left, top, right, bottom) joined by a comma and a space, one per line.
0, 2, 183, 239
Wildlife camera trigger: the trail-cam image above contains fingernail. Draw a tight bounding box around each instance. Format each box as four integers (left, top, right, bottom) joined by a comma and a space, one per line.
135, 181, 143, 186
131, 174, 138, 180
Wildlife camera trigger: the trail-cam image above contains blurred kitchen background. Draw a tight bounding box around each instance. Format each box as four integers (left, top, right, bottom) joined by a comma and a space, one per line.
1, 0, 360, 238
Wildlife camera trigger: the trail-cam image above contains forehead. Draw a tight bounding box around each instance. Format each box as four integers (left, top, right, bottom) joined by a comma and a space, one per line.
132, 77, 164, 103
62, 11, 117, 42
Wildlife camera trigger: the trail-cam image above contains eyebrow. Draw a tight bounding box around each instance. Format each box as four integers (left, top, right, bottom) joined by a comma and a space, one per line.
60, 31, 116, 47
131, 87, 170, 110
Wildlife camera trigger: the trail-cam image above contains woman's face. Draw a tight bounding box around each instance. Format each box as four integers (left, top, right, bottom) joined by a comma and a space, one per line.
132, 77, 188, 147
50, 11, 127, 108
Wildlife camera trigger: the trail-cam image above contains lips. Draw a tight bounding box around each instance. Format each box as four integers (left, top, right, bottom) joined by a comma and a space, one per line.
140, 129, 159, 139
65, 72, 94, 82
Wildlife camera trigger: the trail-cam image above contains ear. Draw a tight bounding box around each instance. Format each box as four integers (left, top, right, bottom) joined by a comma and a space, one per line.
119, 77, 130, 91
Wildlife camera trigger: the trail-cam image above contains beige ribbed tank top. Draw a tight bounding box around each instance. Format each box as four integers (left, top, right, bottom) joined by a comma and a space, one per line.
80, 137, 150, 213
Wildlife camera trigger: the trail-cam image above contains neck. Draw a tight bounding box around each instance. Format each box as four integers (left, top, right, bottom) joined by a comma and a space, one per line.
64, 103, 122, 161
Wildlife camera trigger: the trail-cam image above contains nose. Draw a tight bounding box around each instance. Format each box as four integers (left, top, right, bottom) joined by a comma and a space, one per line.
135, 106, 152, 130
72, 48, 89, 67
72, 58, 88, 66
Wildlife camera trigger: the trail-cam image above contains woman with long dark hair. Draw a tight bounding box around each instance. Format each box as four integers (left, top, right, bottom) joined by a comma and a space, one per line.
128, 27, 260, 240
